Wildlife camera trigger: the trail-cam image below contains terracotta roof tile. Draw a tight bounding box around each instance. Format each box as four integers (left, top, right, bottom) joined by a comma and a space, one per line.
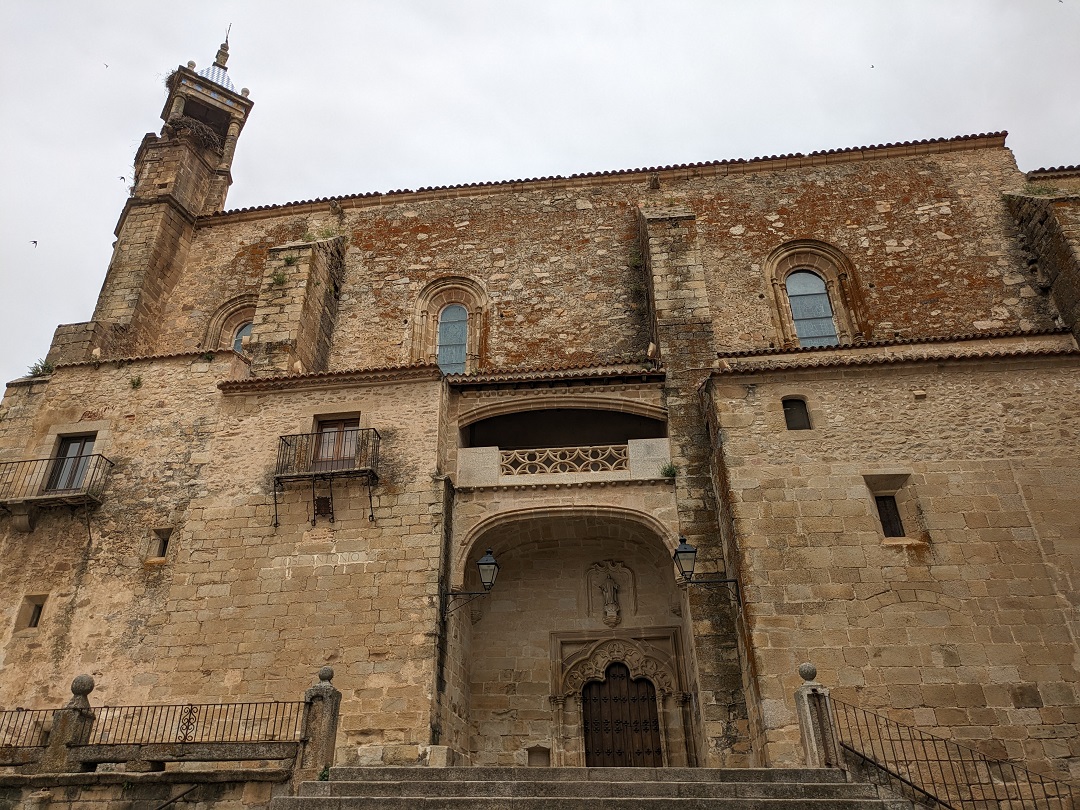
203, 132, 1008, 221
716, 327, 1071, 359
447, 360, 663, 385
218, 363, 441, 392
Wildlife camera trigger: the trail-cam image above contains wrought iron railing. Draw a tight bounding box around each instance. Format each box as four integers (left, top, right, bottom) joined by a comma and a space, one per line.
831, 697, 1077, 809
274, 429, 380, 479
0, 708, 51, 748
500, 444, 629, 475
87, 701, 305, 745
0, 454, 113, 503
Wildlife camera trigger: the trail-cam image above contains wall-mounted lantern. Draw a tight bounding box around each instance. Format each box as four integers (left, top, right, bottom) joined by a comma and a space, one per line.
673, 536, 741, 605
442, 548, 500, 616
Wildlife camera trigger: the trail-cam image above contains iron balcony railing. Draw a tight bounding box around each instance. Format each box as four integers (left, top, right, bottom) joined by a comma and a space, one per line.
88, 701, 305, 745
831, 697, 1077, 810
0, 454, 114, 504
0, 708, 52, 748
274, 429, 380, 481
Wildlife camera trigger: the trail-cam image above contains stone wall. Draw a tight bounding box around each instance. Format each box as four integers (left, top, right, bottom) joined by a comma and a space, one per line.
706, 350, 1080, 778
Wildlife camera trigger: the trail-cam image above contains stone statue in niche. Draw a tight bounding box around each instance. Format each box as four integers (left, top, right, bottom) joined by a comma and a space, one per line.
599, 575, 620, 627
586, 561, 635, 627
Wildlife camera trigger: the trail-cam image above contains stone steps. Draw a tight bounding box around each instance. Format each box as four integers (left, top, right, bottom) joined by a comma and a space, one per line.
274, 767, 913, 810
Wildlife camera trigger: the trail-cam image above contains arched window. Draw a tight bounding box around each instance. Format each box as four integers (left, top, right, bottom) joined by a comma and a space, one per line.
202, 294, 258, 354
411, 277, 488, 374
781, 397, 812, 430
232, 321, 253, 354
437, 304, 468, 374
785, 271, 837, 347
764, 241, 869, 349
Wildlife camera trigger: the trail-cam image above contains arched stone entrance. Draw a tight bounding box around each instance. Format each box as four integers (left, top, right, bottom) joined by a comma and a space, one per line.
440, 507, 697, 767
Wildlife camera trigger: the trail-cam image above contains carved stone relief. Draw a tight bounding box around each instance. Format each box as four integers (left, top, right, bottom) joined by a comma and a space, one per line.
586, 561, 635, 627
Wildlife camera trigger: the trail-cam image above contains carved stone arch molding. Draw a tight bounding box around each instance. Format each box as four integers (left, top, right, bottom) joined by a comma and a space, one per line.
763, 239, 870, 348
561, 637, 677, 697
201, 293, 258, 350
411, 276, 489, 372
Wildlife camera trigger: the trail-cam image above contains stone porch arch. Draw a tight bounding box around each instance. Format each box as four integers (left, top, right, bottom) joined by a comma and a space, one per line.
453, 504, 678, 591
457, 395, 668, 431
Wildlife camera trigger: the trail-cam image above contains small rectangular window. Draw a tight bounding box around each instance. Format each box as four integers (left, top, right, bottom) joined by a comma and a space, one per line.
17, 596, 47, 630
875, 495, 906, 537
782, 398, 812, 430
148, 528, 172, 559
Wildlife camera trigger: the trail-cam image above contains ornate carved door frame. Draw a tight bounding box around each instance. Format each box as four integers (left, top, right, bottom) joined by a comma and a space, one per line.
549, 629, 692, 767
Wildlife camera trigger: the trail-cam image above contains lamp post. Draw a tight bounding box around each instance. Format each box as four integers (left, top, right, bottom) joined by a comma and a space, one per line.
672, 536, 740, 605
442, 548, 500, 615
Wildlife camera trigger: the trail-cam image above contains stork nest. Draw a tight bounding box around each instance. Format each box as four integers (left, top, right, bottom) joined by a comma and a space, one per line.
168, 116, 224, 154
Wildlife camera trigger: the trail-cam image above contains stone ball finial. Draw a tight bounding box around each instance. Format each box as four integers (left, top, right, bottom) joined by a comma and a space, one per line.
241, 88, 250, 98
187, 61, 196, 70
71, 674, 95, 697
318, 666, 334, 683
797, 662, 817, 683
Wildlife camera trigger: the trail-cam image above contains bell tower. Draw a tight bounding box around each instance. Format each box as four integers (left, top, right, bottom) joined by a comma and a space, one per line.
154, 40, 254, 215
84, 42, 254, 357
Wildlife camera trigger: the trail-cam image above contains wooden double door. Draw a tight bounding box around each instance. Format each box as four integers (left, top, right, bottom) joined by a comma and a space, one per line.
582, 662, 663, 767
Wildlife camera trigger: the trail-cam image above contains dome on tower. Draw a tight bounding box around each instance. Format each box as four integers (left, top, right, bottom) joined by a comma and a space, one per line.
198, 41, 237, 92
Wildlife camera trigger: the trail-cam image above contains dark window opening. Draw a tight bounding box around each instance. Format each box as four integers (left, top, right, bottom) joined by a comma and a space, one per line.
875, 495, 906, 537
782, 398, 812, 430
464, 409, 666, 451
149, 528, 172, 559
17, 596, 47, 630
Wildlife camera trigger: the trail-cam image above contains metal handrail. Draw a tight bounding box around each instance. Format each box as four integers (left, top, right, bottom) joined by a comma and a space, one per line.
831, 696, 1077, 809
0, 454, 114, 502
274, 429, 380, 479
86, 701, 305, 745
0, 708, 51, 747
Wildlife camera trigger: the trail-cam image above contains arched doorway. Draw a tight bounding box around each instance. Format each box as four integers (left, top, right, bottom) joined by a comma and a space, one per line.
445, 507, 696, 766
582, 662, 662, 767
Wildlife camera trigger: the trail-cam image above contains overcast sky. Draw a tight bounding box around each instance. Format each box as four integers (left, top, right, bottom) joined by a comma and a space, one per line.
1, 0, 1077, 387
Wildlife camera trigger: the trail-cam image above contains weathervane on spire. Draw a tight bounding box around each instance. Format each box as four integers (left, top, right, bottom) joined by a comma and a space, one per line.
215, 25, 232, 68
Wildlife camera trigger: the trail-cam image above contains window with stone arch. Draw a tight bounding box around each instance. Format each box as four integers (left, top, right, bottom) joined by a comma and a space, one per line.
764, 240, 869, 349
202, 294, 258, 354
411, 277, 488, 374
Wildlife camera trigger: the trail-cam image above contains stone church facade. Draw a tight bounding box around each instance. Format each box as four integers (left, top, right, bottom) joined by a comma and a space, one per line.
2, 45, 1079, 780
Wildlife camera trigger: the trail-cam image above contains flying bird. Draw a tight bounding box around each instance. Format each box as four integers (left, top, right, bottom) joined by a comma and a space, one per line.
104, 63, 109, 68
30, 241, 37, 247
119, 176, 126, 182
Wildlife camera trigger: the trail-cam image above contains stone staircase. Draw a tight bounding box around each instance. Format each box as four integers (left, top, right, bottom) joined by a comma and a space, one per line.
272, 766, 915, 809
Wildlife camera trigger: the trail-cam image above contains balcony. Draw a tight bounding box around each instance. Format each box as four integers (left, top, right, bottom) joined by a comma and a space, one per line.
0, 454, 114, 531
273, 429, 380, 482
272, 429, 380, 527
457, 438, 670, 487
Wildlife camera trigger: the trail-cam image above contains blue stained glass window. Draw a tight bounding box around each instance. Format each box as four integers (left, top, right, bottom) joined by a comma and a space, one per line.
786, 271, 838, 347
232, 322, 253, 353
437, 304, 468, 374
